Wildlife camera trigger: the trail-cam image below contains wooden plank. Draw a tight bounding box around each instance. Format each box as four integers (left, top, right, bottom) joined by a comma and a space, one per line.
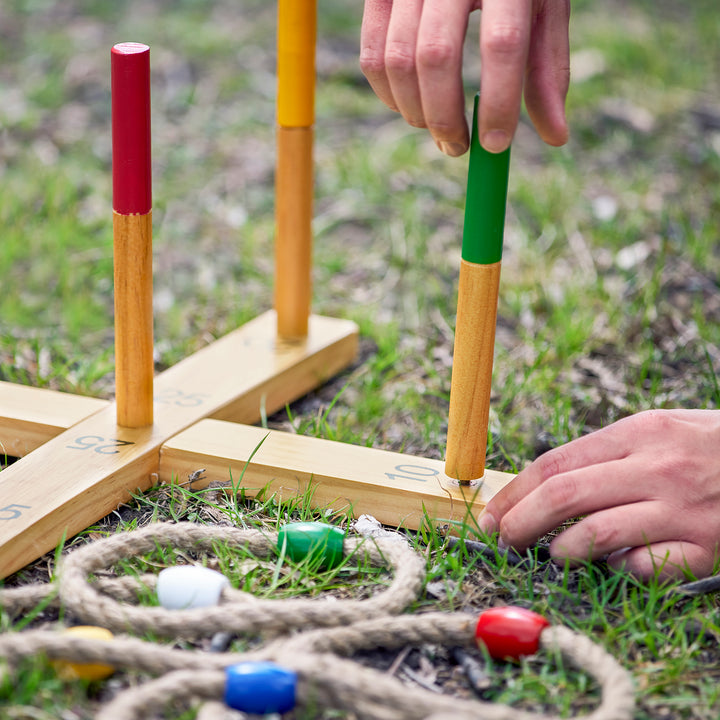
158, 419, 514, 532
0, 382, 108, 457
0, 312, 358, 455
0, 311, 358, 579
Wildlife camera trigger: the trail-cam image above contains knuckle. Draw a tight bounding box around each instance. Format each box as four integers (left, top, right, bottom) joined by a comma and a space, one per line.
579, 518, 621, 556
384, 41, 417, 76
406, 117, 427, 129
534, 445, 572, 482
416, 39, 457, 72
635, 408, 672, 433
543, 474, 580, 515
482, 23, 527, 56
359, 49, 386, 78
425, 118, 460, 140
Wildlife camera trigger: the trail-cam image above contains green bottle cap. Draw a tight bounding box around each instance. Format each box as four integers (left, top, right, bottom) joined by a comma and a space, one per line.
462, 94, 511, 265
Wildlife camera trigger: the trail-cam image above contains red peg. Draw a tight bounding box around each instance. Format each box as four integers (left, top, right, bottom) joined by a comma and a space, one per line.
475, 606, 550, 660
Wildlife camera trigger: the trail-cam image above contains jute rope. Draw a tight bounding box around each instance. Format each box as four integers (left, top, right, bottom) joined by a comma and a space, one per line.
0, 521, 635, 719
0, 616, 634, 720
57, 522, 425, 637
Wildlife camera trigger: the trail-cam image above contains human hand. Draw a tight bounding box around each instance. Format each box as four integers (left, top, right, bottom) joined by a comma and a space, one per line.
359, 0, 570, 156
478, 410, 720, 581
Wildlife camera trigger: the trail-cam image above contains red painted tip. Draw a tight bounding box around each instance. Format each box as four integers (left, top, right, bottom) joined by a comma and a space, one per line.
112, 42, 151, 215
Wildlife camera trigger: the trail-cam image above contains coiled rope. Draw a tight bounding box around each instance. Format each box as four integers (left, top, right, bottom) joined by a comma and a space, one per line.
0, 521, 635, 719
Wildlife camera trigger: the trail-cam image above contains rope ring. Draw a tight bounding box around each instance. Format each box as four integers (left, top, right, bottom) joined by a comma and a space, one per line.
0, 614, 635, 720
38, 613, 629, 720
58, 521, 426, 637
0, 520, 635, 720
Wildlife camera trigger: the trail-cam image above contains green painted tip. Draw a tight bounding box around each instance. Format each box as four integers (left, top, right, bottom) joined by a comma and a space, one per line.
462, 94, 510, 265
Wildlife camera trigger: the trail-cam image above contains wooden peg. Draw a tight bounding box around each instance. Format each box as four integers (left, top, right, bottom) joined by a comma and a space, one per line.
274, 0, 316, 340
445, 95, 511, 484
111, 42, 154, 427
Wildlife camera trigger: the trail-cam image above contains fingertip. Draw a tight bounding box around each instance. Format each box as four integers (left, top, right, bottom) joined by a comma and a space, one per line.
524, 86, 570, 148
536, 118, 569, 148
362, 74, 401, 115
607, 544, 715, 582
477, 510, 498, 536
541, 121, 569, 148
548, 535, 585, 568
428, 117, 469, 156
480, 129, 511, 154
437, 140, 468, 157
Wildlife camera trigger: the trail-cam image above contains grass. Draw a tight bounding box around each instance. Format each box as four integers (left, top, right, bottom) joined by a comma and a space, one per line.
1, 0, 720, 716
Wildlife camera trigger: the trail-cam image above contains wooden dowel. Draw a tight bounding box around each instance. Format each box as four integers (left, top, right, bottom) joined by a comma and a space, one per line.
274, 126, 314, 340
444, 94, 510, 484
111, 42, 154, 427
113, 211, 154, 427
444, 259, 501, 482
274, 0, 316, 340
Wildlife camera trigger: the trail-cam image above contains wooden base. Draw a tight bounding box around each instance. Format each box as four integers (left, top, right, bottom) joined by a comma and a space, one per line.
0, 311, 358, 578
159, 419, 513, 532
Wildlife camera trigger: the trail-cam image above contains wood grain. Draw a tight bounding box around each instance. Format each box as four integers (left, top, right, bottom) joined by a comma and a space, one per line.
274, 126, 313, 340
113, 211, 154, 427
445, 260, 501, 483
159, 419, 514, 531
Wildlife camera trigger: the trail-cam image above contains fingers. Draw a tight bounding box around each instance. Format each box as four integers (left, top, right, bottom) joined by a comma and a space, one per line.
493, 454, 661, 551
607, 542, 717, 582
523, 0, 570, 146
361, 0, 571, 154
384, 0, 425, 127
477, 0, 533, 153
548, 501, 687, 562
416, 0, 475, 154
480, 419, 638, 536
360, 0, 396, 111
361, 0, 474, 155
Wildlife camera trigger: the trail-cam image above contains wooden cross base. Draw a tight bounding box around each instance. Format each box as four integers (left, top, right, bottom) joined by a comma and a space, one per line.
0, 311, 357, 578
0, 310, 513, 580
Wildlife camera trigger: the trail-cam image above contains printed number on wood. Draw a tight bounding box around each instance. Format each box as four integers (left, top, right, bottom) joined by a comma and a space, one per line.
66, 436, 136, 454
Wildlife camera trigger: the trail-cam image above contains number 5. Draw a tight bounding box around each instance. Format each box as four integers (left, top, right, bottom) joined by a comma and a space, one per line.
0, 504, 31, 520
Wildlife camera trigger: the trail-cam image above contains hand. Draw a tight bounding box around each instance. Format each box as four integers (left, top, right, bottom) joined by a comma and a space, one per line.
359, 0, 571, 156
479, 410, 720, 581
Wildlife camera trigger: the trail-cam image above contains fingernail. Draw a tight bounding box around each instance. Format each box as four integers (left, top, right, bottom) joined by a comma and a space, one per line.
439, 141, 467, 157
496, 536, 508, 551
481, 130, 510, 153
477, 511, 497, 536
